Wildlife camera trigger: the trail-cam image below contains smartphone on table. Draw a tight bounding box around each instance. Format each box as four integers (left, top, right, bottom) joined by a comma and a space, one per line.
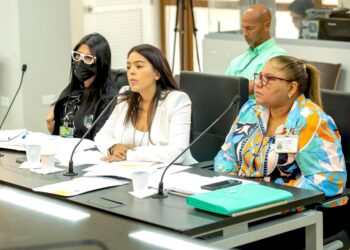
201, 179, 242, 191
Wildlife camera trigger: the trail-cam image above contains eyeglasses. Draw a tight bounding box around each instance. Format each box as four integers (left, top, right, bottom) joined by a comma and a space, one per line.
71, 51, 96, 65
254, 73, 294, 87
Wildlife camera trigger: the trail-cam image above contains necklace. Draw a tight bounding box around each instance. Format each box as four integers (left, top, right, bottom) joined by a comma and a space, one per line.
120, 111, 149, 147
132, 113, 148, 147
133, 128, 147, 147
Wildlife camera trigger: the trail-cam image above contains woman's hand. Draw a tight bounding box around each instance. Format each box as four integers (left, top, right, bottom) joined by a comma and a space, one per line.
101, 144, 134, 162
46, 105, 55, 134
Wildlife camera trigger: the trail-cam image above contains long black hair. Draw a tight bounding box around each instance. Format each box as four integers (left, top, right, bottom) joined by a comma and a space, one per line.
123, 44, 180, 143
69, 33, 112, 103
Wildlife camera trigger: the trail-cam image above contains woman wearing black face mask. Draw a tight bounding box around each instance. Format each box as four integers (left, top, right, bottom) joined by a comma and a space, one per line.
46, 33, 117, 140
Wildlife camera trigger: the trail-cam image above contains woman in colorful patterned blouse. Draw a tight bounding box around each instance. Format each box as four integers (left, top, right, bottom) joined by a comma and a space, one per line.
214, 55, 347, 246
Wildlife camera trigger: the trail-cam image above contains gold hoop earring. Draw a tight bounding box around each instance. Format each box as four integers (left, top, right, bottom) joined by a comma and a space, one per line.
288, 93, 291, 99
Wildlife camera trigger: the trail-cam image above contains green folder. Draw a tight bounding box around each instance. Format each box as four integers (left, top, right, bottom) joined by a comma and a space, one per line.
186, 183, 293, 215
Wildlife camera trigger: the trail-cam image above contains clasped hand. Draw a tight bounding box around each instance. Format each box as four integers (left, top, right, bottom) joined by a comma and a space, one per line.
101, 144, 134, 162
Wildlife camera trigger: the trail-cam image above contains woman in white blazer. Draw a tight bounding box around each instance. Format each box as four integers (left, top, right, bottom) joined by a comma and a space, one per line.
94, 44, 196, 165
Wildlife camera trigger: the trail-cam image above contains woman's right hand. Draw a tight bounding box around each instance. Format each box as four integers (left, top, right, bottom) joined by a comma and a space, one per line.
101, 144, 134, 162
46, 105, 55, 134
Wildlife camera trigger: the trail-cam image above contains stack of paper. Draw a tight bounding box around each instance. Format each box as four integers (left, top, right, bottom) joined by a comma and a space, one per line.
0, 129, 28, 142
83, 161, 191, 181
0, 131, 59, 151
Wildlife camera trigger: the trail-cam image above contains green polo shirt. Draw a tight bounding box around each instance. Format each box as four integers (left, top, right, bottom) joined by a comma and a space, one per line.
225, 37, 287, 83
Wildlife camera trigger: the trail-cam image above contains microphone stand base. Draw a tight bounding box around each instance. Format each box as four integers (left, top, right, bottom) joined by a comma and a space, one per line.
63, 171, 78, 176
151, 193, 168, 199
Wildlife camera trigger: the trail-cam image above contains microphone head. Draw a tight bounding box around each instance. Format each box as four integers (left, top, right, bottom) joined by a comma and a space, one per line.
22, 64, 27, 72
232, 95, 241, 104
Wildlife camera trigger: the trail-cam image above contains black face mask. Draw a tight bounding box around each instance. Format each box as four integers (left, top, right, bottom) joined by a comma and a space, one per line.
73, 61, 97, 82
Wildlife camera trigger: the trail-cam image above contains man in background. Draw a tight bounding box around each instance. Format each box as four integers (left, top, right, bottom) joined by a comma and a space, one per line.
225, 4, 287, 96
288, 0, 315, 34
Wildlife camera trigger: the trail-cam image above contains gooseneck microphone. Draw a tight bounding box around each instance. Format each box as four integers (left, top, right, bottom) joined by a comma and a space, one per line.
63, 92, 119, 176
0, 64, 27, 130
152, 95, 241, 199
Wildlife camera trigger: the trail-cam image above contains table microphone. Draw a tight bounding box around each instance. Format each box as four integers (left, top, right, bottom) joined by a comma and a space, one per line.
63, 92, 119, 176
0, 64, 27, 130
152, 94, 241, 199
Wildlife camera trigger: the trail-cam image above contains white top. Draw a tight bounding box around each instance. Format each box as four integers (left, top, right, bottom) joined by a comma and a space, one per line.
94, 86, 197, 165
120, 121, 150, 146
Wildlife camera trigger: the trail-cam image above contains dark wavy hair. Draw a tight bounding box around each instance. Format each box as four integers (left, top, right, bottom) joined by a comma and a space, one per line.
122, 44, 180, 143
69, 33, 112, 103
288, 0, 315, 17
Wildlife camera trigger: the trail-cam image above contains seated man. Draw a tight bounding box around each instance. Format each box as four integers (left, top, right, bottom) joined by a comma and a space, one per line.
225, 4, 287, 97
288, 0, 315, 37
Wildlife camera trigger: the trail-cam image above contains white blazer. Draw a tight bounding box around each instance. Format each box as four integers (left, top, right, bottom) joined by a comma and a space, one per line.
94, 86, 197, 165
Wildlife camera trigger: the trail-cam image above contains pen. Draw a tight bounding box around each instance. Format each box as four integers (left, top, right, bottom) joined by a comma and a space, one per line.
150, 166, 166, 174
100, 197, 125, 205
21, 132, 29, 139
83, 146, 97, 151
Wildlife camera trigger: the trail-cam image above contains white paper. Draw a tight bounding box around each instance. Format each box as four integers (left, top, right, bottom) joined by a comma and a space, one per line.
19, 161, 42, 169
30, 166, 65, 175
33, 177, 129, 196
56, 149, 105, 167
19, 161, 65, 174
0, 129, 28, 142
129, 188, 158, 199
0, 131, 60, 151
83, 162, 190, 181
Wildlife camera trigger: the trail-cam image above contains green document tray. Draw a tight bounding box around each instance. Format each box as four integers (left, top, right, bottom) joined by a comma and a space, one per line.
186, 183, 293, 215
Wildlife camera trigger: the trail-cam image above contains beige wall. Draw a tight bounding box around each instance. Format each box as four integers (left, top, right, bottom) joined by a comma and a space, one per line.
69, 0, 84, 47
0, 0, 71, 132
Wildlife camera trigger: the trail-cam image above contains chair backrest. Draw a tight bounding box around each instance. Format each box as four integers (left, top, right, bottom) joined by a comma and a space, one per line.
321, 89, 350, 188
307, 61, 341, 90
174, 74, 180, 86
111, 68, 128, 90
179, 71, 249, 162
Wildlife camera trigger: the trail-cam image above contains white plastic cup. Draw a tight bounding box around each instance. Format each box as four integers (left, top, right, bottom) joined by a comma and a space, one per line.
40, 153, 55, 168
25, 144, 41, 165
132, 171, 149, 194
40, 143, 57, 168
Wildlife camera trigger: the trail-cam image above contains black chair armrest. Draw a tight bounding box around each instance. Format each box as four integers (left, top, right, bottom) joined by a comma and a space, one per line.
191, 160, 214, 170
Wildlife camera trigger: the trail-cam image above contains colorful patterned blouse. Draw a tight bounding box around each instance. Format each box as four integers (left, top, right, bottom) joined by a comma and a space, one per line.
214, 94, 347, 206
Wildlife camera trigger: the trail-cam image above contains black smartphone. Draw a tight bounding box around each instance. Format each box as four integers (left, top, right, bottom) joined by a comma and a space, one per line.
201, 179, 242, 190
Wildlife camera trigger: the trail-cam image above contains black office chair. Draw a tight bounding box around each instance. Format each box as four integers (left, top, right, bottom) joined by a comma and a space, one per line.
320, 89, 350, 249
111, 68, 128, 91
306, 61, 342, 90
321, 89, 350, 179
174, 74, 180, 86
179, 71, 249, 163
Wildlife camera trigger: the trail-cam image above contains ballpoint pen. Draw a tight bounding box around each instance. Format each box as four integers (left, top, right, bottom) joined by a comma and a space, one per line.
21, 132, 29, 139
150, 165, 166, 175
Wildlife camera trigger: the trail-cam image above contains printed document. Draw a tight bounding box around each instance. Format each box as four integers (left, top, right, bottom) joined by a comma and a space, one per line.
33, 177, 129, 196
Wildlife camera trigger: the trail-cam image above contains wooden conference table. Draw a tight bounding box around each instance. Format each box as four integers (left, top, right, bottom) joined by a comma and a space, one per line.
0, 149, 325, 249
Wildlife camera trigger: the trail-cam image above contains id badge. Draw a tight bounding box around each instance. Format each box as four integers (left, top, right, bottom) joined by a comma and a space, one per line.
59, 126, 74, 138
274, 135, 298, 153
